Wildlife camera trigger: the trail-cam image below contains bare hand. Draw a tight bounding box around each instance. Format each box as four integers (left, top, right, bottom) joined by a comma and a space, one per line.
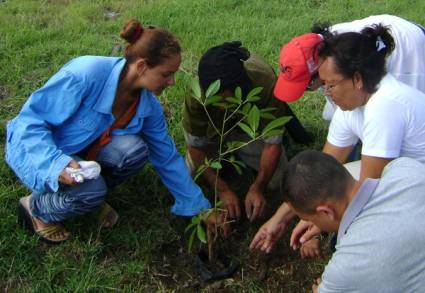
245, 188, 266, 222
300, 237, 322, 259
312, 278, 321, 293
219, 189, 241, 220
204, 210, 231, 237
290, 220, 322, 250
249, 214, 286, 253
58, 160, 80, 185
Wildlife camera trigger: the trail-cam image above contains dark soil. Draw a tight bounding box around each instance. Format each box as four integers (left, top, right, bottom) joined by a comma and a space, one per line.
145, 163, 330, 292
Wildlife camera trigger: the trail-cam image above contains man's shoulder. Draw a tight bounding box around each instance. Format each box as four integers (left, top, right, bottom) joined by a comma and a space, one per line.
244, 53, 276, 82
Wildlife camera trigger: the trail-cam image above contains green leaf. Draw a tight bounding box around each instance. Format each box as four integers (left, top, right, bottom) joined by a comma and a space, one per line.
197, 224, 207, 243
263, 129, 284, 138
262, 116, 292, 135
211, 161, 222, 170
260, 107, 277, 113
241, 103, 252, 115
233, 159, 246, 168
225, 97, 240, 104
235, 87, 242, 102
188, 228, 197, 253
260, 112, 276, 120
238, 122, 255, 139
246, 95, 261, 102
205, 95, 222, 106
191, 215, 201, 224
213, 102, 231, 108
191, 78, 202, 101
247, 105, 260, 132
184, 222, 196, 234
246, 87, 263, 101
206, 79, 221, 98
225, 141, 245, 151
231, 162, 242, 175
194, 163, 208, 181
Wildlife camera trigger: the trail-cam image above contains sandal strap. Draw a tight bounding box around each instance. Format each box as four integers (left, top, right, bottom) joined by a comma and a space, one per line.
35, 223, 69, 241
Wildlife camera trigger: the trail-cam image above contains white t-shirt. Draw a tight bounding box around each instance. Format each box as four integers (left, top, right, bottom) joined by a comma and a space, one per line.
327, 74, 425, 163
323, 14, 425, 120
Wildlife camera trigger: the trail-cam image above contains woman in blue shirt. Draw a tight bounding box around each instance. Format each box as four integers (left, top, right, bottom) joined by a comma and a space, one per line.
6, 19, 217, 243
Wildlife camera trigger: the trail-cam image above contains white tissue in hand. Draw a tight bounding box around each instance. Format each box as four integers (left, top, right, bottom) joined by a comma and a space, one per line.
65, 161, 101, 183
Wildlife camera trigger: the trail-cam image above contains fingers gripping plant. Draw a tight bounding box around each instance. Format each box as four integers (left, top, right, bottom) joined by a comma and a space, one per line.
185, 79, 291, 260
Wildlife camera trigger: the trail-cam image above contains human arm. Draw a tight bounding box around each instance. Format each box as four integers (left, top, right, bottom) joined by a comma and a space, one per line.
359, 155, 393, 183
245, 143, 281, 221
5, 70, 88, 192
322, 141, 353, 163
141, 97, 211, 216
249, 202, 296, 253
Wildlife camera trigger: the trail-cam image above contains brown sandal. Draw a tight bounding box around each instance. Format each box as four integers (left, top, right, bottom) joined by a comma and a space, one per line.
18, 197, 70, 244
98, 202, 119, 228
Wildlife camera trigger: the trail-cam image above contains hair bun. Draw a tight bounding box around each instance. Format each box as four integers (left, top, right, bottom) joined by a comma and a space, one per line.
120, 19, 144, 44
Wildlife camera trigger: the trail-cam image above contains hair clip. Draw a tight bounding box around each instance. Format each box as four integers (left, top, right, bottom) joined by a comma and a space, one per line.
376, 36, 386, 52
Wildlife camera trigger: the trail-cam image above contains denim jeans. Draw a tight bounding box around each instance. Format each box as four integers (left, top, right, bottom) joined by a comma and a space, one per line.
30, 135, 149, 223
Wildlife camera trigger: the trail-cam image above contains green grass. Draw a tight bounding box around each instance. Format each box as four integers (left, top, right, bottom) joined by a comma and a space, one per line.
1, 0, 425, 291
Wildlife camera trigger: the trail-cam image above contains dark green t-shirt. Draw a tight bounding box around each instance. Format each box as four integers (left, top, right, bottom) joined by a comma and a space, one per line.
182, 53, 290, 143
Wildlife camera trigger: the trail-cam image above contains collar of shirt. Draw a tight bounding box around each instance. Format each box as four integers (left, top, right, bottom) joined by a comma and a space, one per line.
337, 178, 380, 244
91, 58, 154, 124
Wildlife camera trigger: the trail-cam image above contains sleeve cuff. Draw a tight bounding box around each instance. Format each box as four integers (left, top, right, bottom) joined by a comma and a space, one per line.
45, 154, 73, 192
170, 195, 212, 217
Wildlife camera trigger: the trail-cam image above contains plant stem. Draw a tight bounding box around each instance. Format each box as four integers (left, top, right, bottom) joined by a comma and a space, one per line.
207, 227, 214, 263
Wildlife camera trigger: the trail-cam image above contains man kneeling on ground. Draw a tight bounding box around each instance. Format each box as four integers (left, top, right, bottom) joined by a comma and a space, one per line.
283, 150, 425, 292
183, 41, 299, 222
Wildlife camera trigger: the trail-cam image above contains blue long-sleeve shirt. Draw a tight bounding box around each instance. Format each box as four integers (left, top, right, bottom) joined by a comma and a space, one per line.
5, 56, 211, 216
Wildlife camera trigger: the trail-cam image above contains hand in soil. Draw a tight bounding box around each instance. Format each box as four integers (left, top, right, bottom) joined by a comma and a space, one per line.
300, 237, 322, 259
290, 220, 322, 250
245, 188, 266, 222
249, 213, 287, 253
204, 211, 231, 237
219, 189, 241, 220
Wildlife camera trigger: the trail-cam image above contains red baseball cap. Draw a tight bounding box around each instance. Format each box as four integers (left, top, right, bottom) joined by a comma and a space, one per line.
274, 33, 323, 102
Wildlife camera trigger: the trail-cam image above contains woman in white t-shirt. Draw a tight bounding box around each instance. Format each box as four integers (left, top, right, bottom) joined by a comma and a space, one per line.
319, 24, 425, 182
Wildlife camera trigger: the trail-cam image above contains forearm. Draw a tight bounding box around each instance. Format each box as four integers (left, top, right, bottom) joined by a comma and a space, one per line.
249, 143, 281, 191
273, 202, 296, 224
322, 141, 353, 163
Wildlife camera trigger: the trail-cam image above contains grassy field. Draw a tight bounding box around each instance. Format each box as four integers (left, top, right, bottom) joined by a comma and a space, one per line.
1, 0, 425, 292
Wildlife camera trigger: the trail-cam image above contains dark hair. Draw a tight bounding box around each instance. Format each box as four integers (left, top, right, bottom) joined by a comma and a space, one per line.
198, 41, 252, 96
311, 22, 333, 38
120, 19, 181, 66
318, 24, 395, 93
281, 150, 351, 213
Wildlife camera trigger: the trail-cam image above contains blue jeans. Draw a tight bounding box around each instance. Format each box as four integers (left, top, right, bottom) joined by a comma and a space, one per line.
30, 135, 149, 223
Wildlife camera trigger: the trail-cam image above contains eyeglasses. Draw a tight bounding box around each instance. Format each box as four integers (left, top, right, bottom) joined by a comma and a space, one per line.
322, 77, 349, 95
